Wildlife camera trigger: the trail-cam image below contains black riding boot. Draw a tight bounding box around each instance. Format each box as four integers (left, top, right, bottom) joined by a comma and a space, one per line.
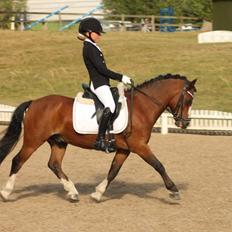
95, 107, 116, 153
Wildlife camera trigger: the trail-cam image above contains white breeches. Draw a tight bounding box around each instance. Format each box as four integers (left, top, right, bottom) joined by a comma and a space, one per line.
90, 84, 116, 113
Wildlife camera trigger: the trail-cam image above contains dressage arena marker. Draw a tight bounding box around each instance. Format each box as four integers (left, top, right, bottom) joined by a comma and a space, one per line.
198, 31, 232, 43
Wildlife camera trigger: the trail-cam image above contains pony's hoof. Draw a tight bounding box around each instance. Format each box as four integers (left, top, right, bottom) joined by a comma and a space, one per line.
67, 193, 79, 203
169, 191, 181, 200
0, 191, 9, 202
90, 192, 102, 202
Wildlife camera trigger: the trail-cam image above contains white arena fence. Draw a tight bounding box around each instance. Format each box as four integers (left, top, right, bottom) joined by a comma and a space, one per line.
0, 104, 232, 135
0, 104, 16, 125
154, 110, 232, 135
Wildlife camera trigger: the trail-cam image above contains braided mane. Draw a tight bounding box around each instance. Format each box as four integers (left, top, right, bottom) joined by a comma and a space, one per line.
135, 73, 188, 89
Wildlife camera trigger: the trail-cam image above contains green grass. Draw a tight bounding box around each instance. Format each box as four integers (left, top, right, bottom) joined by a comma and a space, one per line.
0, 30, 231, 112
29, 22, 65, 31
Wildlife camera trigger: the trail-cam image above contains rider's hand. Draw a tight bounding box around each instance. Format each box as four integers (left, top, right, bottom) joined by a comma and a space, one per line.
122, 75, 132, 85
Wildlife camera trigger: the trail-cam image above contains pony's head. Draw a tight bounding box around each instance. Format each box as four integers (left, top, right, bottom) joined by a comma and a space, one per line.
168, 79, 197, 129
130, 74, 197, 130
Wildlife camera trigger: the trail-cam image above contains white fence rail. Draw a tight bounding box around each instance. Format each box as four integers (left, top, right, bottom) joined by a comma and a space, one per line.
0, 104, 16, 125
155, 110, 232, 134
0, 104, 232, 134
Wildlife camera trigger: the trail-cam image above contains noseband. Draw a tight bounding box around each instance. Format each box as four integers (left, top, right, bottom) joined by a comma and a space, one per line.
171, 86, 194, 124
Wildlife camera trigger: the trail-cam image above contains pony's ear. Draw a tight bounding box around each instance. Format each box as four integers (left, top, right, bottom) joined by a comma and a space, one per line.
187, 79, 197, 92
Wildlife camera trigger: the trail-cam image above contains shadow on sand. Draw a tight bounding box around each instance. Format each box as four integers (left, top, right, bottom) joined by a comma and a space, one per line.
7, 176, 188, 205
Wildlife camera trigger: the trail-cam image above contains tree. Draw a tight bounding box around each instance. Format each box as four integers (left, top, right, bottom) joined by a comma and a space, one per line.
103, 0, 212, 20
181, 0, 212, 20
103, 0, 160, 15
0, 0, 27, 29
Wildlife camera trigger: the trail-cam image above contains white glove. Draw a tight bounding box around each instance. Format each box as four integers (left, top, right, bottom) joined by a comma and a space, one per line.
122, 75, 132, 85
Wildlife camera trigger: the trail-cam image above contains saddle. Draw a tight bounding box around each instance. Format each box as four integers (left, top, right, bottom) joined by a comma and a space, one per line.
73, 83, 128, 135
81, 83, 122, 125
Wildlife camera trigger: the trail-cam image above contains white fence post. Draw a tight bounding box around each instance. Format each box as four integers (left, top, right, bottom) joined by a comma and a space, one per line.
11, 16, 15, 30
161, 113, 168, 134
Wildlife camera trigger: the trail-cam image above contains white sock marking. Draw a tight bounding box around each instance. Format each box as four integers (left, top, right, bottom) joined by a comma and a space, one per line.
60, 178, 79, 195
1, 174, 17, 199
96, 178, 108, 194
91, 178, 108, 202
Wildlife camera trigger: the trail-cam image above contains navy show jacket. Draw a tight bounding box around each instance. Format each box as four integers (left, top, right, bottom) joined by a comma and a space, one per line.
83, 40, 123, 89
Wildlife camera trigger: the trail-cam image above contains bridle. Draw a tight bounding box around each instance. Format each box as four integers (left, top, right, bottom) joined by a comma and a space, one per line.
170, 85, 194, 124
125, 81, 194, 137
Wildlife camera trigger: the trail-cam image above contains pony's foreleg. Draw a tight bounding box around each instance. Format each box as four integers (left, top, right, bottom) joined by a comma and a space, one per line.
91, 149, 130, 202
137, 144, 180, 200
48, 143, 79, 202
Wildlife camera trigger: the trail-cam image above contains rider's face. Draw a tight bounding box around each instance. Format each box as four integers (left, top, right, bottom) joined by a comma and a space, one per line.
88, 32, 101, 43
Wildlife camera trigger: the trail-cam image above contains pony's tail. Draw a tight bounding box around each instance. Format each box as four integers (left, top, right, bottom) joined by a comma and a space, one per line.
0, 100, 32, 165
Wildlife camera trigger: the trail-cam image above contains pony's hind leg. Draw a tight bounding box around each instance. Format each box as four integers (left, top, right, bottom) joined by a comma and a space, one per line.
0, 173, 16, 201
47, 135, 79, 202
0, 144, 41, 201
91, 149, 130, 202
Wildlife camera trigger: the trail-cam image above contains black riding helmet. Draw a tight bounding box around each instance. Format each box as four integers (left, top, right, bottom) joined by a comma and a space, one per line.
79, 17, 105, 35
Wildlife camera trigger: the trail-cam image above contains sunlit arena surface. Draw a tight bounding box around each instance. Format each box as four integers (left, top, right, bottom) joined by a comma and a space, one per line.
0, 126, 231, 232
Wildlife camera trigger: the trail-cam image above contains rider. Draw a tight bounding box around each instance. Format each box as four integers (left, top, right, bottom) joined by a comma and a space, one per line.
78, 17, 132, 153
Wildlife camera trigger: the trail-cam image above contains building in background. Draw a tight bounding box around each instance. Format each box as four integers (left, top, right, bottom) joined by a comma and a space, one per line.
27, 0, 103, 20
213, 0, 232, 31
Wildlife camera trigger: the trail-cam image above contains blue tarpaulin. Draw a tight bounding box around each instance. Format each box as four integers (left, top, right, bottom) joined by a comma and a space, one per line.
160, 7, 175, 32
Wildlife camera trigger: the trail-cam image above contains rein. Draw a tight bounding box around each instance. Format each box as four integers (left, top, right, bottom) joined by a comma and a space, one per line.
132, 85, 166, 109
124, 82, 167, 138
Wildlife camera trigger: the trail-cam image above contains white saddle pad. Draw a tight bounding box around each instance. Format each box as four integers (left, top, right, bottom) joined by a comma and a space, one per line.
73, 92, 128, 134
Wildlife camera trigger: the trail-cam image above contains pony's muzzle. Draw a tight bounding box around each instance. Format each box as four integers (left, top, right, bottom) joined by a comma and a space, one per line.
175, 118, 190, 129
